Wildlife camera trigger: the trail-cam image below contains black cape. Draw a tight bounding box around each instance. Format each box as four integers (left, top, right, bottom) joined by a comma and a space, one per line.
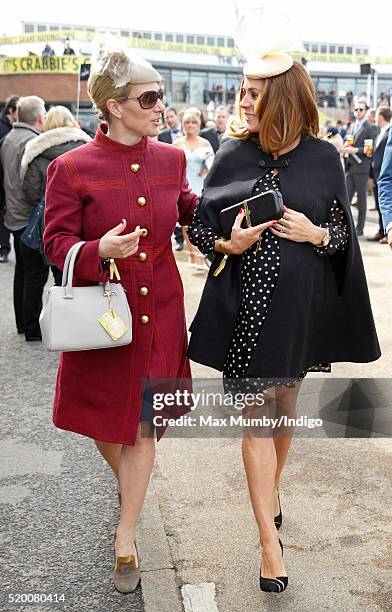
187, 136, 381, 376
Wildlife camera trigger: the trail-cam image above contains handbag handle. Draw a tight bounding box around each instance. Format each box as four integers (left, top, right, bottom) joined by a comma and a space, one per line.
62, 241, 110, 299
61, 241, 85, 293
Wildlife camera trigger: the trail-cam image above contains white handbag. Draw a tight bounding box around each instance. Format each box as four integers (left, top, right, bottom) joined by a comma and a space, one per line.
39, 241, 132, 352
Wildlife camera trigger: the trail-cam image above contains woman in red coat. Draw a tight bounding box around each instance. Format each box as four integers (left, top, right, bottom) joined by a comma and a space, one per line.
44, 45, 197, 592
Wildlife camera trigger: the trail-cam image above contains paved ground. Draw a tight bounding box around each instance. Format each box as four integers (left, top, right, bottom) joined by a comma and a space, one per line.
1, 203, 391, 611
0, 265, 143, 610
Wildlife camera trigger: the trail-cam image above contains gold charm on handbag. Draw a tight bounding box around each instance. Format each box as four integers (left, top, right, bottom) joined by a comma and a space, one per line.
99, 310, 128, 340
99, 288, 127, 340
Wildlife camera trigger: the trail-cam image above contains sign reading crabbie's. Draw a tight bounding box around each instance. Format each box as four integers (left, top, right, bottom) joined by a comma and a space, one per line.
0, 56, 88, 74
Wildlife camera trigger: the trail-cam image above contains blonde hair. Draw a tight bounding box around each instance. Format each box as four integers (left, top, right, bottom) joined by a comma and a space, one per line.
43, 105, 79, 131
88, 69, 131, 122
227, 61, 319, 154
183, 110, 201, 127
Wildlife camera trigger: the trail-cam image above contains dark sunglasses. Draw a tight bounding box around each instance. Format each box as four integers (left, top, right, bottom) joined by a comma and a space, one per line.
125, 89, 164, 109
354, 108, 365, 112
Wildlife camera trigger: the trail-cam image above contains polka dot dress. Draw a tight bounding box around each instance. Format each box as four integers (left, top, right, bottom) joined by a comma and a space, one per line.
188, 170, 348, 389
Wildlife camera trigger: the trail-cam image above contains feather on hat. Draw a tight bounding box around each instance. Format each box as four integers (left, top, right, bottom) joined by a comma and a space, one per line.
234, 5, 305, 78
90, 33, 161, 87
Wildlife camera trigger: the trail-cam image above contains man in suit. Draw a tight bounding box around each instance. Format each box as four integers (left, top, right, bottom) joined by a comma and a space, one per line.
367, 106, 391, 242
200, 105, 229, 153
344, 101, 378, 235
158, 107, 182, 144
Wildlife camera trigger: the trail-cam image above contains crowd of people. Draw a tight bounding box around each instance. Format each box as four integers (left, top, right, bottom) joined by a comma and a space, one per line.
321, 103, 391, 241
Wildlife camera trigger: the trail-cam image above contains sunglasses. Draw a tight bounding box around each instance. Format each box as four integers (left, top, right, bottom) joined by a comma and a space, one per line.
354, 108, 365, 112
125, 89, 164, 109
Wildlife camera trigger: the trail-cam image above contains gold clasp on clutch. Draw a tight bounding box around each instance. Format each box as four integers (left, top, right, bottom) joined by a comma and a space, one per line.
243, 200, 252, 228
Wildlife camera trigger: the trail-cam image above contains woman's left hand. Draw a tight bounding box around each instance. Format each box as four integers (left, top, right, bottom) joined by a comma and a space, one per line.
270, 206, 326, 245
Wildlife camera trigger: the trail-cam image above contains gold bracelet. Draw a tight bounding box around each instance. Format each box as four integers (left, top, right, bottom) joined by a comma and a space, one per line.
218, 238, 229, 254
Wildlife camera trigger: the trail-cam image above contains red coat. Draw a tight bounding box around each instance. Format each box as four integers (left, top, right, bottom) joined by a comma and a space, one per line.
44, 124, 198, 445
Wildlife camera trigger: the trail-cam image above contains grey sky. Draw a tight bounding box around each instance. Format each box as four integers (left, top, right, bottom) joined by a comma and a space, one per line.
1, 0, 392, 49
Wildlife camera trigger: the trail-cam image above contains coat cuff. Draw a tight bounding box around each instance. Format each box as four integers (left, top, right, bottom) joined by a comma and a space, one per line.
75, 239, 109, 282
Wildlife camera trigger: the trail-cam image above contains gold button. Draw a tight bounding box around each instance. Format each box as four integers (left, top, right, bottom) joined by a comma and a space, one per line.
130, 163, 140, 173
140, 228, 148, 237
138, 252, 147, 262
137, 196, 147, 207
139, 286, 149, 296
140, 315, 149, 325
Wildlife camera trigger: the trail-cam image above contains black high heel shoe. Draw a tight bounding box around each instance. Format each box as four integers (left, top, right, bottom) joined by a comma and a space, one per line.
274, 490, 282, 530
259, 538, 288, 593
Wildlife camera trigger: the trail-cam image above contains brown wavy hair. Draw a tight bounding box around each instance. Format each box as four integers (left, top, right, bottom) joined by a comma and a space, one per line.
227, 61, 319, 154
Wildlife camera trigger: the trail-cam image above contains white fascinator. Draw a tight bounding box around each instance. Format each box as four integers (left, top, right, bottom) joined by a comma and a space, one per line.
90, 33, 161, 87
234, 5, 305, 78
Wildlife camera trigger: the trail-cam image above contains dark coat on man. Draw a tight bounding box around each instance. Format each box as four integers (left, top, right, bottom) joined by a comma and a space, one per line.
346, 120, 378, 175
187, 136, 380, 376
200, 127, 222, 153
158, 128, 174, 144
372, 127, 390, 182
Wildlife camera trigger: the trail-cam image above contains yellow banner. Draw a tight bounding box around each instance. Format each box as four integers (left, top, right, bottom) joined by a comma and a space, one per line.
0, 56, 90, 74
0, 29, 391, 65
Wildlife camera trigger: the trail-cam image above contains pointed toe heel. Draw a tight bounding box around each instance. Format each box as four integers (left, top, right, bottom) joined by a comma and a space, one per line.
259, 538, 287, 593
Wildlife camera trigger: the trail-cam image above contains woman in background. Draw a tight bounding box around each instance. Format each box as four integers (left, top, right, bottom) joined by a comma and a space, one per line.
175, 109, 214, 269
21, 105, 91, 284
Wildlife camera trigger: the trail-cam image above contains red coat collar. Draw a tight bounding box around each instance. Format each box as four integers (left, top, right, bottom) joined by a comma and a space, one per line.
95, 122, 148, 155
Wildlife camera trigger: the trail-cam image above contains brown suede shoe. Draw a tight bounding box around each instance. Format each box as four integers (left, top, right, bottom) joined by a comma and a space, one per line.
113, 548, 140, 593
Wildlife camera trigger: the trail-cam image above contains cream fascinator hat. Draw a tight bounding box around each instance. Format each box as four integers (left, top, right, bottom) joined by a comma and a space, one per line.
90, 33, 161, 87
234, 5, 306, 78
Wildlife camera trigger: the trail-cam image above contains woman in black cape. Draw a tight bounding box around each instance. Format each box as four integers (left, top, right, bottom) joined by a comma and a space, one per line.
187, 60, 380, 592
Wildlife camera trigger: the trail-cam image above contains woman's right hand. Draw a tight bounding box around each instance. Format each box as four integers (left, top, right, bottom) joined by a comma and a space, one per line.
222, 210, 278, 255
98, 219, 145, 259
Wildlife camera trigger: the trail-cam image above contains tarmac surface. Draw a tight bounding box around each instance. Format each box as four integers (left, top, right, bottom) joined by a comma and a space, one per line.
1, 203, 392, 612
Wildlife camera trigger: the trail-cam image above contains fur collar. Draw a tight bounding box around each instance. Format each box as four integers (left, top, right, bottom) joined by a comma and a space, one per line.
21, 126, 91, 169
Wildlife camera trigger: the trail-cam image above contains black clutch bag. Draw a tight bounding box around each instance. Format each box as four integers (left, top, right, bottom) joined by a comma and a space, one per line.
219, 190, 284, 238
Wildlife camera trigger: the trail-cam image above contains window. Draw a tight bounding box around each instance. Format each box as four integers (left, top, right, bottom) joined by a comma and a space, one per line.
154, 33, 163, 41
363, 48, 369, 55
24, 23, 35, 33
304, 43, 309, 51
227, 38, 235, 48
176, 34, 184, 43
121, 31, 129, 37
320, 45, 327, 53
190, 71, 208, 105
207, 37, 215, 46
355, 48, 362, 55
311, 44, 318, 53
186, 35, 195, 44
329, 45, 336, 54
165, 33, 173, 42
172, 70, 190, 104
208, 73, 226, 104
217, 37, 225, 47
86, 28, 95, 33
346, 46, 352, 54
37, 25, 47, 32
49, 26, 59, 31
197, 36, 205, 45
338, 46, 344, 54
